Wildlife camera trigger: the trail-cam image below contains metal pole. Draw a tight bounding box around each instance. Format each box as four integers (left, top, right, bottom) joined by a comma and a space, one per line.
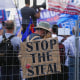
33, 0, 37, 26
75, 17, 80, 80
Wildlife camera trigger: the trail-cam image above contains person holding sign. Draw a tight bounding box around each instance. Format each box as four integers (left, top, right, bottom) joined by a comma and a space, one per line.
19, 21, 62, 80
24, 22, 61, 80
25, 21, 55, 80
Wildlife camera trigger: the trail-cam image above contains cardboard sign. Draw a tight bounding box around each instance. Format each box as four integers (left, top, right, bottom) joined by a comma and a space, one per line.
19, 38, 61, 78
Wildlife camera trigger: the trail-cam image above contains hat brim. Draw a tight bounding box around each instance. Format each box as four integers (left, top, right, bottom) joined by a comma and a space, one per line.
34, 26, 51, 33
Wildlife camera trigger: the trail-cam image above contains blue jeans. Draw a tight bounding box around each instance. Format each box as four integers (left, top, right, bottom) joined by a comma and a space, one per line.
69, 57, 80, 80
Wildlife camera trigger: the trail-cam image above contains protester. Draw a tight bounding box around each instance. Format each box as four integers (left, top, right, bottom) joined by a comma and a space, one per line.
63, 27, 80, 80
0, 20, 21, 80
26, 23, 68, 80
51, 24, 68, 80
26, 21, 52, 80
63, 27, 75, 66
21, 0, 40, 34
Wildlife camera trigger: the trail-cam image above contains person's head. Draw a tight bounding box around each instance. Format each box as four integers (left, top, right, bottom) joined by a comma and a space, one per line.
5, 20, 14, 33
52, 24, 58, 35
34, 21, 51, 38
25, 0, 30, 5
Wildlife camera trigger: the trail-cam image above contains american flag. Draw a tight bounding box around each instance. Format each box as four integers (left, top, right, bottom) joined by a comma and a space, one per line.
48, 0, 80, 15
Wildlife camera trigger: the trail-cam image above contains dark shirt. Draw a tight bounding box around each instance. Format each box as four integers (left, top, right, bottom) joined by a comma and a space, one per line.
21, 6, 36, 24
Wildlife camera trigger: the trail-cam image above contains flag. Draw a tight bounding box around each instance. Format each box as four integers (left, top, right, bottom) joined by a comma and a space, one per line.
21, 18, 35, 42
48, 0, 80, 15
0, 10, 7, 21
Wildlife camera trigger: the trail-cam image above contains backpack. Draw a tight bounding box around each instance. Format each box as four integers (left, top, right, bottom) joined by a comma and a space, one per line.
0, 34, 15, 66
59, 38, 66, 64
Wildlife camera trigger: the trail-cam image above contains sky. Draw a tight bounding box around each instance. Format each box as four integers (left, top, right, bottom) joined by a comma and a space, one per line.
18, 0, 46, 9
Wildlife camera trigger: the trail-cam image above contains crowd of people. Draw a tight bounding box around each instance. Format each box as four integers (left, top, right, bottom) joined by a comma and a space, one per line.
0, 0, 79, 80
0, 20, 79, 80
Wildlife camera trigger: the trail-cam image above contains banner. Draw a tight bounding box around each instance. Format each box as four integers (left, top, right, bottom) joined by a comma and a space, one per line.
37, 9, 78, 25
37, 9, 60, 25
48, 0, 80, 15
0, 0, 15, 9
19, 38, 61, 78
37, 9, 78, 35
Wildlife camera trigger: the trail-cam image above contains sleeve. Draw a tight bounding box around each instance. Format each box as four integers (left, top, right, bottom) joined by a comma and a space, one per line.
31, 8, 36, 16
